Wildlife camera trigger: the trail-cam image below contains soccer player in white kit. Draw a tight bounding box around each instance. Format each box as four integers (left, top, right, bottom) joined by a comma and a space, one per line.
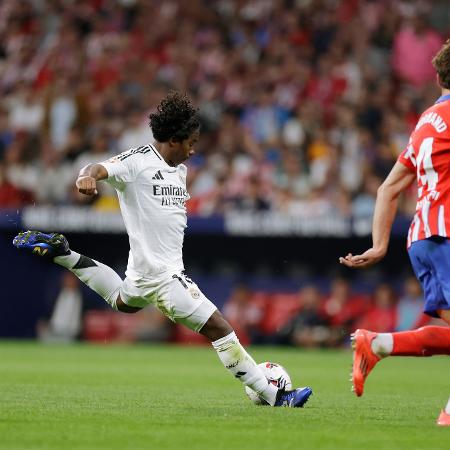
14, 92, 312, 408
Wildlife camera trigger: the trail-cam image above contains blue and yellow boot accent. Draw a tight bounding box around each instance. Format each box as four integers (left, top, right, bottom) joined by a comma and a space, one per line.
274, 387, 313, 408
13, 230, 70, 259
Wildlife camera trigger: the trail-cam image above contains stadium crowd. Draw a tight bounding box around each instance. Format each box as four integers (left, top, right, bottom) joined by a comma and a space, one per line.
222, 276, 435, 346
41, 272, 437, 346
1, 0, 449, 220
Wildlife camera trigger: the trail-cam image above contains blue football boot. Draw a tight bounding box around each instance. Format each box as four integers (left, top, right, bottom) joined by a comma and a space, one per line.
13, 230, 70, 259
274, 387, 313, 408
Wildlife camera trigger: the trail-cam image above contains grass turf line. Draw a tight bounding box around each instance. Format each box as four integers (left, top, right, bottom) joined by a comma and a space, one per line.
0, 342, 448, 450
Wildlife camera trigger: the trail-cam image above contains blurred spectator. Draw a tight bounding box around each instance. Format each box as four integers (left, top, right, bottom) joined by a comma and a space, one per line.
0, 108, 14, 158
4, 137, 39, 195
223, 284, 265, 345
396, 276, 430, 331
392, 13, 443, 87
8, 83, 44, 133
241, 89, 288, 145
37, 272, 83, 343
0, 159, 33, 206
35, 142, 74, 204
117, 108, 153, 152
355, 283, 397, 332
231, 176, 271, 212
321, 277, 369, 343
277, 285, 331, 348
352, 173, 382, 220
114, 306, 174, 343
46, 77, 79, 151
273, 152, 310, 200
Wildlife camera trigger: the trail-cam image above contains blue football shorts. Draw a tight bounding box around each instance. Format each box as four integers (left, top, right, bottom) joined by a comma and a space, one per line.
408, 236, 450, 317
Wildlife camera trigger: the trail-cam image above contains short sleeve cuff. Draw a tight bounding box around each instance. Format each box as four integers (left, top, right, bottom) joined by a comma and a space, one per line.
99, 159, 126, 180
397, 148, 416, 172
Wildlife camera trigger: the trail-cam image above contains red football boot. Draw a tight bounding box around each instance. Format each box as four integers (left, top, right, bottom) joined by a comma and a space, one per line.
437, 410, 450, 426
351, 329, 381, 397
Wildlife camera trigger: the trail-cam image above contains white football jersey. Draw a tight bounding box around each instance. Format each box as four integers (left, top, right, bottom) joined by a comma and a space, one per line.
100, 144, 190, 281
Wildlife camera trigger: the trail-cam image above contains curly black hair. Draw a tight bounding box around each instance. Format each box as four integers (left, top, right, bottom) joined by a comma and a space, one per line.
149, 92, 200, 142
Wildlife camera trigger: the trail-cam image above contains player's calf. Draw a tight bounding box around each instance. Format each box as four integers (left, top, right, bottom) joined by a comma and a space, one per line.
199, 310, 234, 341
14, 229, 124, 311
390, 326, 450, 356
211, 329, 312, 407
351, 326, 450, 397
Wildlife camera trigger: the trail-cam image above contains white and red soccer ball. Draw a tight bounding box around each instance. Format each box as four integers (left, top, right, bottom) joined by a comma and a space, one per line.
245, 362, 292, 405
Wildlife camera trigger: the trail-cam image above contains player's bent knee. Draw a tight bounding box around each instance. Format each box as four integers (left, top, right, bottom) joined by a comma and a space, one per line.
200, 310, 234, 341
116, 295, 142, 314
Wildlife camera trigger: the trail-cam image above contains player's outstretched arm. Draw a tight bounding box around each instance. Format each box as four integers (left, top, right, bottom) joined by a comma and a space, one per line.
340, 162, 416, 269
76, 163, 108, 195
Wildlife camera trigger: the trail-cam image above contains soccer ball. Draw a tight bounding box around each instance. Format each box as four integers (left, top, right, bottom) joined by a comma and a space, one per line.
245, 362, 292, 405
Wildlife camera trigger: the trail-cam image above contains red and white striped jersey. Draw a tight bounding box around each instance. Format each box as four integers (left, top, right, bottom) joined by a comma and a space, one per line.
398, 94, 450, 248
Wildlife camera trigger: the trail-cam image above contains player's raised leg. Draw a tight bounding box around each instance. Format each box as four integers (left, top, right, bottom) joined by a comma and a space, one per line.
13, 230, 139, 313
200, 310, 312, 408
380, 325, 450, 356
351, 324, 450, 397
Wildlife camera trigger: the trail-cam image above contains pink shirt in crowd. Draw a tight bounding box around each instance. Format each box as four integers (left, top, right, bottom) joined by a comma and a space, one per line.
392, 27, 443, 87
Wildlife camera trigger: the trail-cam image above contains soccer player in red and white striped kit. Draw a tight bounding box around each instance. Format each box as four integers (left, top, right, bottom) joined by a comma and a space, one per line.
340, 39, 450, 426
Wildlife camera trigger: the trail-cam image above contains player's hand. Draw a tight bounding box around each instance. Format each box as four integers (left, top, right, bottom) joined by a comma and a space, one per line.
76, 176, 98, 195
338, 248, 385, 269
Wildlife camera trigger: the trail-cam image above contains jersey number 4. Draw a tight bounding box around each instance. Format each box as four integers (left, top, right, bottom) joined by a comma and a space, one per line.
416, 137, 438, 194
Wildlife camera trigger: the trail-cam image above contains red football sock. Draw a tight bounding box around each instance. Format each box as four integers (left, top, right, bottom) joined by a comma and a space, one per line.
392, 326, 450, 356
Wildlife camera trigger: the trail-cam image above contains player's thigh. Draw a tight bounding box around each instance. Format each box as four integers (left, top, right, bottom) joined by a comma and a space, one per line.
119, 277, 157, 309
116, 294, 142, 313
427, 238, 450, 312
408, 240, 444, 317
159, 275, 217, 333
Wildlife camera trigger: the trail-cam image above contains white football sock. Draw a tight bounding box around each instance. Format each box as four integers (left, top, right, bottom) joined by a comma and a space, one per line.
54, 251, 122, 310
445, 398, 450, 414
212, 331, 278, 406
371, 333, 393, 357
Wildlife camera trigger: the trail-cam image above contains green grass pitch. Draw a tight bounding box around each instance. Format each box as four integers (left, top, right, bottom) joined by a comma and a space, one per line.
0, 342, 448, 450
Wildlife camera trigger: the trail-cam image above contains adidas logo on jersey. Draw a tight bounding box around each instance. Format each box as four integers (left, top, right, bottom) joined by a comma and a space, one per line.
152, 170, 164, 180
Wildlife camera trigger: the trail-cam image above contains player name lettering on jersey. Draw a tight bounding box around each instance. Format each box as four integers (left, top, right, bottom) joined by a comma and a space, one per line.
415, 112, 447, 133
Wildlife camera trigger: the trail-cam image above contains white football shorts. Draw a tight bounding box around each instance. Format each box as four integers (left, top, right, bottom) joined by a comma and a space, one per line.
119, 271, 217, 332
